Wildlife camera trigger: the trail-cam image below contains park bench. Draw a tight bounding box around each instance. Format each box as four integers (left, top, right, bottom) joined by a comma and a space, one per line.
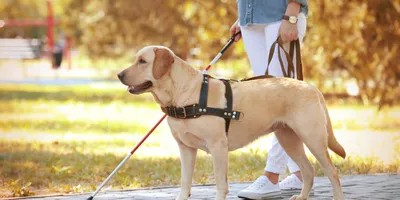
0, 38, 41, 60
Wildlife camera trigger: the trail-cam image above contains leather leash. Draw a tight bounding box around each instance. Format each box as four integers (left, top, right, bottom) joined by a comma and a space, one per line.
266, 37, 303, 80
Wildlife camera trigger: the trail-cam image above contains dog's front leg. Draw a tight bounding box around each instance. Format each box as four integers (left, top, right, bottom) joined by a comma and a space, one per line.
176, 142, 197, 200
209, 138, 229, 200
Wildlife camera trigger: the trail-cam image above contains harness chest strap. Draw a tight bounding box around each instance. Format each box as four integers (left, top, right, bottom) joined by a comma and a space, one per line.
160, 74, 241, 134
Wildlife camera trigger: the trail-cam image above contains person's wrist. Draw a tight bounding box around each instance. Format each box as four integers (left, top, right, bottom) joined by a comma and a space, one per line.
285, 1, 300, 16
283, 15, 298, 24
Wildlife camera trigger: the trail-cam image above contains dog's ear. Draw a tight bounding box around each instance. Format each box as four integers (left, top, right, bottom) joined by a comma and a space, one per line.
152, 48, 174, 80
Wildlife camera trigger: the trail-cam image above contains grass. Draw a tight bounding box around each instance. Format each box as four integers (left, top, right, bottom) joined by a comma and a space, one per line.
0, 140, 264, 196
0, 83, 154, 103
1, 139, 399, 197
0, 83, 399, 197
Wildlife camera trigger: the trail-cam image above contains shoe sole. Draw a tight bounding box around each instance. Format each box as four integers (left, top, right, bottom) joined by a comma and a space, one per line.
238, 191, 282, 200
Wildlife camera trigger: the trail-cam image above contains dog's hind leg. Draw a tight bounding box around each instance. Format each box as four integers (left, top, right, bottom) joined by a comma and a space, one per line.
293, 122, 344, 200
208, 136, 229, 200
176, 141, 197, 200
274, 127, 315, 200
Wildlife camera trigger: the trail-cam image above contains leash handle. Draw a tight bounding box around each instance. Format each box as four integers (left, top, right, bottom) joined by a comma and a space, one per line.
265, 36, 303, 80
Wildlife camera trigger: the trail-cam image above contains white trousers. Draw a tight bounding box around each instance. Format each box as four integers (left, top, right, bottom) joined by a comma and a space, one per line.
240, 13, 307, 174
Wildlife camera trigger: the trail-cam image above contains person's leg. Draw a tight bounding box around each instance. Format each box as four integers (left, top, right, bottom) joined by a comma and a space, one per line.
242, 24, 291, 183
264, 135, 289, 183
264, 13, 308, 189
238, 14, 308, 199
237, 25, 282, 199
257, 20, 293, 186
240, 25, 269, 76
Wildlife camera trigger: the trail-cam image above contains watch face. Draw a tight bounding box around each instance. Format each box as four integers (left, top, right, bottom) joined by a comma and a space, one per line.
289, 16, 297, 24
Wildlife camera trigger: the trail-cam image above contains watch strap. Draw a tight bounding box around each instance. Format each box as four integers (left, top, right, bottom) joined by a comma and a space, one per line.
283, 15, 290, 21
283, 15, 298, 24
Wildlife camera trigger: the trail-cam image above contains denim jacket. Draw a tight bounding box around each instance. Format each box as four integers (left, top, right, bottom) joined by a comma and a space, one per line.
237, 0, 308, 26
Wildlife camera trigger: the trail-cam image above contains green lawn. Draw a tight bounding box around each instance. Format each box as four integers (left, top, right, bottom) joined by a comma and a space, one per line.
0, 83, 399, 197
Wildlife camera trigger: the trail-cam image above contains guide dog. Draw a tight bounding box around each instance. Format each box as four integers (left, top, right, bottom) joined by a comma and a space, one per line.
118, 46, 346, 200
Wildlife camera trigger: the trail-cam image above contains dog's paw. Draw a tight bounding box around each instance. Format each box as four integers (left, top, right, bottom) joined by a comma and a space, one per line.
290, 195, 308, 200
175, 193, 190, 200
215, 196, 226, 200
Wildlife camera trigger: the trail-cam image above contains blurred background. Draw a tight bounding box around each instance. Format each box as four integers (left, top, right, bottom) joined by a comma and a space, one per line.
0, 0, 399, 198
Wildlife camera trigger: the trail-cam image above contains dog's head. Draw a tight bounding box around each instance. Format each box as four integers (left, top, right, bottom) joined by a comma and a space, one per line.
118, 46, 175, 94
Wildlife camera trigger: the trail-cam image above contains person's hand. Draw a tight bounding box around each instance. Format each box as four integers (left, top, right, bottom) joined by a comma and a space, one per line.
279, 20, 298, 43
230, 20, 242, 42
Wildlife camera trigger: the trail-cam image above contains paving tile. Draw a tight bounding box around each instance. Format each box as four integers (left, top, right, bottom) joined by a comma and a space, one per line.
12, 174, 400, 200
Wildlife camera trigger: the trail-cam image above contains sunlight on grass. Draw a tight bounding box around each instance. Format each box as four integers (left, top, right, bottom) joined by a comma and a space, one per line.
0, 83, 153, 103
0, 100, 162, 134
1, 99, 399, 134
1, 83, 399, 134
328, 105, 400, 131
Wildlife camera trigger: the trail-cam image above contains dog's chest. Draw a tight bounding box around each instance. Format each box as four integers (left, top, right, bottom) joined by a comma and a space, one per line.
168, 118, 210, 152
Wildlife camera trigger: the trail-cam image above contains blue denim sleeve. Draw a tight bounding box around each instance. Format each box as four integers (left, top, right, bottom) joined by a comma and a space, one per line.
286, 0, 308, 6
286, 0, 308, 16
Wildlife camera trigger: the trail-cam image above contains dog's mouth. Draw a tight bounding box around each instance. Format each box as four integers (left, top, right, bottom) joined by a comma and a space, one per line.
127, 81, 153, 94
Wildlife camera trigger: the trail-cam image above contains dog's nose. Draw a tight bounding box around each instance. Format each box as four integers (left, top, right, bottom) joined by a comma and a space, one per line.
117, 72, 124, 81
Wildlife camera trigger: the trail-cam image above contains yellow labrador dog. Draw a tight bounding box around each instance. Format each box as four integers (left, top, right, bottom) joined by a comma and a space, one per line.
118, 46, 346, 200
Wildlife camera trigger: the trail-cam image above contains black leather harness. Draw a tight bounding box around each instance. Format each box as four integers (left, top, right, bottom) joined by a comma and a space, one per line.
160, 37, 304, 136
161, 74, 241, 135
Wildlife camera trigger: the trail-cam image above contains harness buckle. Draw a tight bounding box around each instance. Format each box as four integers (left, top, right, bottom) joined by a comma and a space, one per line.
178, 107, 187, 118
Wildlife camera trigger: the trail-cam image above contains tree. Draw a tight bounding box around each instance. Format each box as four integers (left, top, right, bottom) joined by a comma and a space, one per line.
1, 0, 398, 108
0, 0, 45, 38
62, 0, 239, 60
304, 0, 400, 108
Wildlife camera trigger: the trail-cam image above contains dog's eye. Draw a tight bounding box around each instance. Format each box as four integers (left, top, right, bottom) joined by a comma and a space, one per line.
139, 58, 147, 64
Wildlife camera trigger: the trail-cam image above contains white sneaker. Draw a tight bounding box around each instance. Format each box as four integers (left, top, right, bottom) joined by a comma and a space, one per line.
279, 174, 303, 190
238, 176, 281, 199
279, 174, 314, 195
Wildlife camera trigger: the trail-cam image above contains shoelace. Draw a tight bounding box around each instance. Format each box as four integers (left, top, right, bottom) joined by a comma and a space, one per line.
247, 177, 268, 190
282, 178, 294, 185
280, 179, 293, 187
280, 176, 297, 187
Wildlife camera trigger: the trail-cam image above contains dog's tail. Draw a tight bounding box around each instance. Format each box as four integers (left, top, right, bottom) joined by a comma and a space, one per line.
319, 91, 346, 159
326, 106, 346, 159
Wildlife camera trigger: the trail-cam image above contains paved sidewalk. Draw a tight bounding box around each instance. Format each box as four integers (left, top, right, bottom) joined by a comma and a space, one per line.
19, 174, 400, 200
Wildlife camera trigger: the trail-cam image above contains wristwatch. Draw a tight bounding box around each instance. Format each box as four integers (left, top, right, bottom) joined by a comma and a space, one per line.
284, 15, 298, 24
